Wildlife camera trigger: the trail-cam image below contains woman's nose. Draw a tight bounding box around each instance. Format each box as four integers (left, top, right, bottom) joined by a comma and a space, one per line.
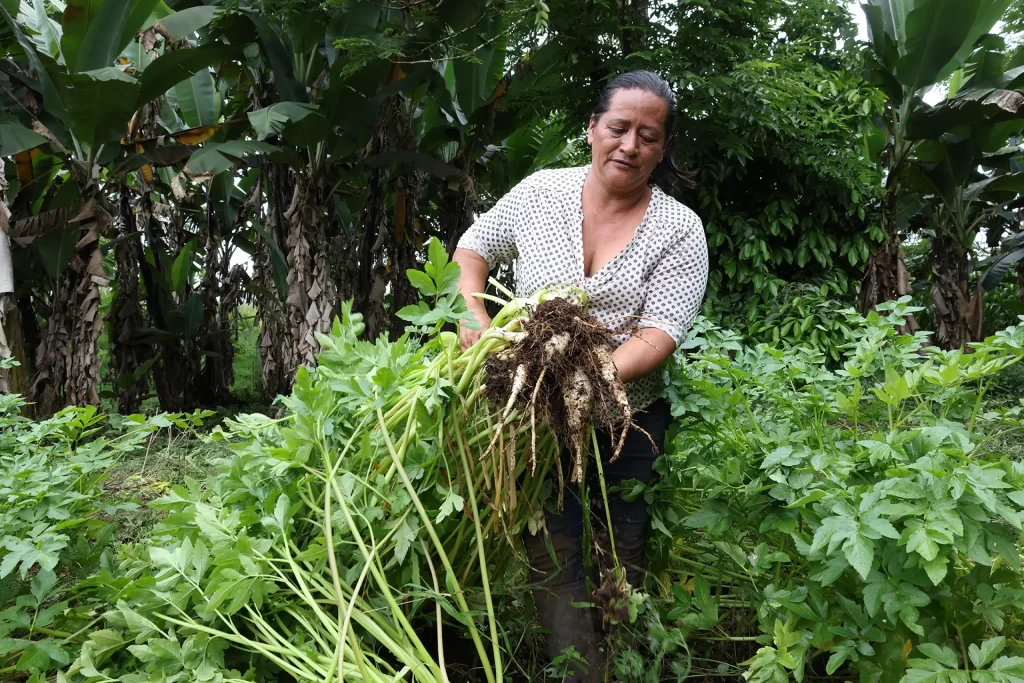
620, 133, 639, 155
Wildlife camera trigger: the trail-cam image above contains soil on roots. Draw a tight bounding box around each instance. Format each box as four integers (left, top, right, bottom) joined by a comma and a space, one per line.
483, 298, 631, 481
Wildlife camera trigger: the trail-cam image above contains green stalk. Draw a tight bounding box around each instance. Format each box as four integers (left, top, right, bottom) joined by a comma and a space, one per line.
455, 424, 503, 676
591, 427, 620, 569
376, 401, 497, 683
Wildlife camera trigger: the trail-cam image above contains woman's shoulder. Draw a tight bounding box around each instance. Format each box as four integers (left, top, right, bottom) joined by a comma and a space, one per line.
515, 165, 589, 195
649, 185, 704, 239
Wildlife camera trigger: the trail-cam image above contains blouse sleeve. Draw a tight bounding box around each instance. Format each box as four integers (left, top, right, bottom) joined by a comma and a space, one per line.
456, 178, 529, 267
639, 216, 709, 347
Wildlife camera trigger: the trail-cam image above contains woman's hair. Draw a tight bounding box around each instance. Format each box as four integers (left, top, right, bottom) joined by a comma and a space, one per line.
591, 70, 696, 191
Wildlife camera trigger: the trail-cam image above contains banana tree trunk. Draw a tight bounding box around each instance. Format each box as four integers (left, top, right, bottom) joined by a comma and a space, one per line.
31, 191, 111, 416
136, 197, 195, 412
930, 235, 972, 350
858, 175, 918, 333
197, 204, 233, 405
111, 192, 151, 414
283, 167, 337, 369
257, 161, 293, 399
0, 163, 26, 396
388, 176, 420, 339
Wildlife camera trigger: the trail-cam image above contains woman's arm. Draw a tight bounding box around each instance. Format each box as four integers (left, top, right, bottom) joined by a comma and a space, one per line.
454, 248, 493, 350
616, 216, 709, 384
611, 328, 676, 383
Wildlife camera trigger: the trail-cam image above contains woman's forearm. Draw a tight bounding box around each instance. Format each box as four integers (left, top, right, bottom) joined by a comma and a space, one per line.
611, 329, 676, 384
453, 248, 490, 313
453, 248, 493, 348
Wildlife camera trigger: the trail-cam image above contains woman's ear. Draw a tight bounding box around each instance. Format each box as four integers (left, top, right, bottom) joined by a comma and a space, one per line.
586, 116, 596, 145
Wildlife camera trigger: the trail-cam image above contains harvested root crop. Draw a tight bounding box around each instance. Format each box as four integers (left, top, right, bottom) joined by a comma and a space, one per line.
483, 297, 633, 485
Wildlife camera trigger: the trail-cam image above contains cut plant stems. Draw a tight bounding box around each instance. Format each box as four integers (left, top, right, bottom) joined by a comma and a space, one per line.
67, 250, 638, 682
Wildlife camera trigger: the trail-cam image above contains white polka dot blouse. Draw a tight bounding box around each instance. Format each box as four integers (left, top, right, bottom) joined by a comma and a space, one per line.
457, 165, 709, 412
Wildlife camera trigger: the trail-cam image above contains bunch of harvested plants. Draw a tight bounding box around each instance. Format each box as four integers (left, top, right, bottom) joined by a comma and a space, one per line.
65, 248, 635, 683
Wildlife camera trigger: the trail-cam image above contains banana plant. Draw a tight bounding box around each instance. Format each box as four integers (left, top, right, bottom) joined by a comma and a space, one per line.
859, 0, 1013, 324
891, 33, 1024, 348
981, 227, 1024, 298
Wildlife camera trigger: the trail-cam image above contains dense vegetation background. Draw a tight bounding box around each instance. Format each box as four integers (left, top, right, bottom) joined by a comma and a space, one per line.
1, 0, 1022, 416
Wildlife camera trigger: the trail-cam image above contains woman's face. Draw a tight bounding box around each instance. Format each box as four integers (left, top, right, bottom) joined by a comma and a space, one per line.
587, 88, 669, 194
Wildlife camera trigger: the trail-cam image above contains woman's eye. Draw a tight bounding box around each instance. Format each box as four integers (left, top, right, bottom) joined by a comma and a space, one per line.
609, 127, 625, 135
641, 136, 657, 144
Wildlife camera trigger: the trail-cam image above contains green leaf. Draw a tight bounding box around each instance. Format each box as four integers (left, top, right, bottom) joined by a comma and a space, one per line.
30, 569, 57, 603
59, 0, 101, 72
185, 140, 278, 175
137, 43, 238, 106
933, 0, 1013, 85
254, 15, 306, 102
435, 488, 464, 523
895, 0, 983, 91
0, 117, 48, 156
407, 269, 436, 296
34, 224, 78, 279
152, 5, 218, 40
426, 236, 448, 270
31, 0, 63, 62
180, 293, 203, 337
76, 0, 133, 71
169, 240, 195, 295
918, 643, 959, 668
1, 3, 66, 121
922, 554, 948, 585
174, 68, 219, 127
843, 533, 874, 580
982, 248, 1024, 291
15, 643, 51, 671
60, 67, 140, 149
248, 102, 319, 140
118, 0, 163, 54
452, 23, 505, 115
968, 637, 1005, 669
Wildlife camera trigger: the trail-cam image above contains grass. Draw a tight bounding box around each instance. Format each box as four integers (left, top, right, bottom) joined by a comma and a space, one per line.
103, 432, 226, 544
230, 303, 263, 400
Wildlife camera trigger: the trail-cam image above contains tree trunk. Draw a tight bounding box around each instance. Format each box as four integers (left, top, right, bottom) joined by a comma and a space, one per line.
136, 196, 195, 412
617, 0, 649, 55
355, 149, 388, 340
388, 176, 421, 339
30, 190, 111, 416
858, 176, 918, 333
442, 183, 474, 256
0, 162, 26, 396
257, 161, 294, 399
283, 167, 337, 370
930, 235, 972, 350
111, 191, 151, 414
32, 275, 71, 416
196, 197, 234, 406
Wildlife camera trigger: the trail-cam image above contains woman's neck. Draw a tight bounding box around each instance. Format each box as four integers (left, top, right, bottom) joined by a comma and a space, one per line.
583, 171, 651, 215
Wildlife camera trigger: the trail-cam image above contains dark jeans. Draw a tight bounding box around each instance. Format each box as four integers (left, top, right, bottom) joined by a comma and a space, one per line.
523, 399, 671, 682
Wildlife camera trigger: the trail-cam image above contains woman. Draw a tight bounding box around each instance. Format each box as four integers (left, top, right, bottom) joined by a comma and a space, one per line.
454, 70, 709, 682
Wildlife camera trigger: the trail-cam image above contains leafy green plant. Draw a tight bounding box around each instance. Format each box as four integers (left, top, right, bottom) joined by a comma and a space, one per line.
718, 278, 855, 362
0, 392, 211, 680
60, 242, 631, 682
647, 301, 1024, 682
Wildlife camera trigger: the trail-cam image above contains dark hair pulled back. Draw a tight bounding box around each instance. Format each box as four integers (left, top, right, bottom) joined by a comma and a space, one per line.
591, 70, 695, 191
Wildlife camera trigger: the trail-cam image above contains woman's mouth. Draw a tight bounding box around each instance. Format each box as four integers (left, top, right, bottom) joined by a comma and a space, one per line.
611, 159, 635, 169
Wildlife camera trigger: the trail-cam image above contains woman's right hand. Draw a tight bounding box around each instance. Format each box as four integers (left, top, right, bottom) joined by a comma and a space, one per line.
460, 308, 492, 351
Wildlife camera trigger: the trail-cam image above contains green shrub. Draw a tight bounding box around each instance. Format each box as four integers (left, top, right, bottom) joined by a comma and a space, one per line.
638, 299, 1024, 682
0, 377, 211, 680
712, 278, 855, 363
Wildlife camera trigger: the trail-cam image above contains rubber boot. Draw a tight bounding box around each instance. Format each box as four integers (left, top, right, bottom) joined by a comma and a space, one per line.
524, 530, 603, 683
